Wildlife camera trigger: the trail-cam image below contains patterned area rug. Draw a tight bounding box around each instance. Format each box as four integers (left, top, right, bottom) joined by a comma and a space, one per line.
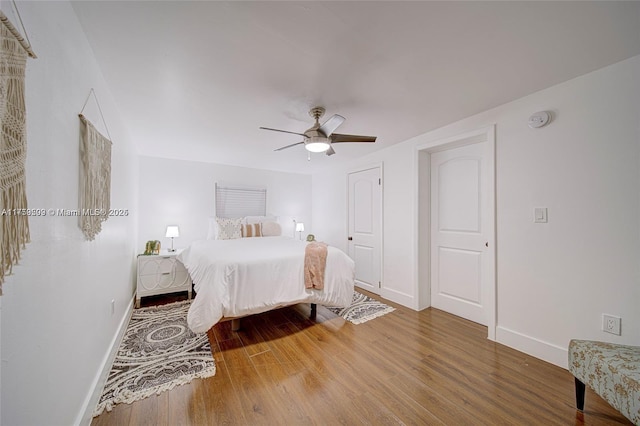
326, 291, 395, 324
94, 300, 215, 416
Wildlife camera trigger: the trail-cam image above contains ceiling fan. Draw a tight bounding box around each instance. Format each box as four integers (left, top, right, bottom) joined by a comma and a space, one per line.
260, 107, 376, 156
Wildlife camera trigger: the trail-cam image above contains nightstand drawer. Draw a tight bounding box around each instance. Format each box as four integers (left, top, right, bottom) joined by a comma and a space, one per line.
138, 256, 175, 278
138, 269, 175, 290
136, 250, 192, 308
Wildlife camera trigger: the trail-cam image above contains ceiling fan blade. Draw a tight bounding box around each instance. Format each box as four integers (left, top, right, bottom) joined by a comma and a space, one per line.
260, 127, 307, 137
318, 114, 345, 137
325, 146, 336, 156
274, 141, 305, 151
330, 133, 377, 143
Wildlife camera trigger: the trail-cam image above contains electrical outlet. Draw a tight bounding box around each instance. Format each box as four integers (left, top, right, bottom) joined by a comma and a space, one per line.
602, 314, 621, 335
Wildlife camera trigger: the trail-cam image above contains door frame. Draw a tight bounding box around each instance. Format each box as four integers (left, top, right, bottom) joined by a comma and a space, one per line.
415, 126, 496, 340
347, 163, 384, 294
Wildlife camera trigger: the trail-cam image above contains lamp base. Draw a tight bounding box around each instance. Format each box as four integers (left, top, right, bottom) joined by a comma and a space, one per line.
167, 248, 177, 252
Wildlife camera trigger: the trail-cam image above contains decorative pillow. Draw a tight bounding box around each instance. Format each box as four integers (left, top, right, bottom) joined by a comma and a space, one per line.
261, 221, 282, 237
215, 217, 242, 240
242, 223, 262, 238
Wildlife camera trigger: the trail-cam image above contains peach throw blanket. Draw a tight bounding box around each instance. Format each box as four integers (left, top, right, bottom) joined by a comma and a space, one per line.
304, 242, 328, 289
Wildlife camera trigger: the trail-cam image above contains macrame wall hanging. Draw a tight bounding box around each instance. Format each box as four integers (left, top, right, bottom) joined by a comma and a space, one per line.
78, 89, 112, 241
0, 7, 36, 293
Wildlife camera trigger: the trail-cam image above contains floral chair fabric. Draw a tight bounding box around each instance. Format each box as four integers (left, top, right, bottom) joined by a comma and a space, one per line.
568, 339, 640, 425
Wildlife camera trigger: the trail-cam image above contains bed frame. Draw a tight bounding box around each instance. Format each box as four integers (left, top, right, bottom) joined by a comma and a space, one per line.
220, 303, 317, 331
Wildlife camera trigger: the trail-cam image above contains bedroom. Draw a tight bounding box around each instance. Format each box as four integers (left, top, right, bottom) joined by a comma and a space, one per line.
0, 1, 639, 425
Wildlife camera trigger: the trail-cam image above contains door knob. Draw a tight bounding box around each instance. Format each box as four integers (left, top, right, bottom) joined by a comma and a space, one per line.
348, 237, 353, 241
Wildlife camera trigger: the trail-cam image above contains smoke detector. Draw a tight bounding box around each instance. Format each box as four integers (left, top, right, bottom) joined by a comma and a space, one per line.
528, 111, 551, 129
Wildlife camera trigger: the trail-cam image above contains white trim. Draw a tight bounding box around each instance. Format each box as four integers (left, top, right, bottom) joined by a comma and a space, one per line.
76, 296, 135, 426
380, 287, 414, 308
496, 326, 568, 369
414, 125, 496, 339
414, 149, 429, 311
347, 162, 384, 294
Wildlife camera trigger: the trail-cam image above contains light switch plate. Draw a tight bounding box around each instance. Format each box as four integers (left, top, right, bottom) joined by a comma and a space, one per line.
534, 207, 548, 223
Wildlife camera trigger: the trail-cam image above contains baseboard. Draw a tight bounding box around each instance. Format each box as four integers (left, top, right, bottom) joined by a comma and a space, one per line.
354, 284, 414, 309
75, 296, 135, 426
379, 287, 415, 309
496, 326, 568, 369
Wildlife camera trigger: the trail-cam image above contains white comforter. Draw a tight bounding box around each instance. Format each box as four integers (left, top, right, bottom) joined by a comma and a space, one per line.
178, 237, 355, 333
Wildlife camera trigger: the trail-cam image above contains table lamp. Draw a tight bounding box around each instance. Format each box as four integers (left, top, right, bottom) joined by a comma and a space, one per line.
165, 225, 180, 252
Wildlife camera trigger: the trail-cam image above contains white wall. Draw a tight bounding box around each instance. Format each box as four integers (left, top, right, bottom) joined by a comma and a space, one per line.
312, 55, 640, 368
0, 2, 138, 425
312, 144, 418, 309
138, 156, 312, 251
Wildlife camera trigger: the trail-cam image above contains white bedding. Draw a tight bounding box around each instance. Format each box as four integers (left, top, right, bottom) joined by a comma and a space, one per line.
178, 237, 355, 333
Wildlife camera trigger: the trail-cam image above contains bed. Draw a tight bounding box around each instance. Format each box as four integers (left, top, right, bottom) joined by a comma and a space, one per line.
178, 235, 355, 333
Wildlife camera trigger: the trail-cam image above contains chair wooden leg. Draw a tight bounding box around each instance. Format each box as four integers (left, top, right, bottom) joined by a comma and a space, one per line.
575, 377, 586, 411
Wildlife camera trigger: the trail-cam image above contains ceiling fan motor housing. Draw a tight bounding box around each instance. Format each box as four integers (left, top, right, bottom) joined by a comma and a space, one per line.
309, 106, 326, 121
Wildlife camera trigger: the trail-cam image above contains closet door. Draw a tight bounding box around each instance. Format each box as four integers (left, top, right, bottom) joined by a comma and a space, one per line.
430, 142, 491, 325
348, 166, 382, 293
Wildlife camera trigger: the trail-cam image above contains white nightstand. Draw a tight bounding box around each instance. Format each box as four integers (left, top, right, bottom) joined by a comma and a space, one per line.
136, 249, 192, 308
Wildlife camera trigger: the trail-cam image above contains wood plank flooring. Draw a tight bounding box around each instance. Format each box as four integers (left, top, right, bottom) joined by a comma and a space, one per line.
92, 291, 631, 425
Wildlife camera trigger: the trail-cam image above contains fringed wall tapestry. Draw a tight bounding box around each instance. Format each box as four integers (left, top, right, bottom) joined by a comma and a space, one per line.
0, 9, 35, 292
78, 113, 112, 241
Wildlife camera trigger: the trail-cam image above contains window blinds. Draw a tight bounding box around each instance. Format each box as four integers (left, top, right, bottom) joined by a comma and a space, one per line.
215, 183, 266, 218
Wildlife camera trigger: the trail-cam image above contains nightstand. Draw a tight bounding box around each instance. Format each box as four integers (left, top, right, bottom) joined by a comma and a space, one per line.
136, 249, 192, 308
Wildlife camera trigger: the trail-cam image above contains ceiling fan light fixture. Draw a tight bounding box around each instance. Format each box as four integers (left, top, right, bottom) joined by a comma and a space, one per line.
305, 136, 330, 153
262, 106, 376, 157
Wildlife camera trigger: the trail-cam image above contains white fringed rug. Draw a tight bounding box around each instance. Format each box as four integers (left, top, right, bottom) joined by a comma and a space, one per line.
94, 300, 215, 416
325, 291, 395, 324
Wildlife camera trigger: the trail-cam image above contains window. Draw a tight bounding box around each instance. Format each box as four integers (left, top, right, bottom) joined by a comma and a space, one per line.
215, 183, 266, 218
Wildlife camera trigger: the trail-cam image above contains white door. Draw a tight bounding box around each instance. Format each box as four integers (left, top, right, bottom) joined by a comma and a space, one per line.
348, 166, 382, 293
430, 142, 491, 325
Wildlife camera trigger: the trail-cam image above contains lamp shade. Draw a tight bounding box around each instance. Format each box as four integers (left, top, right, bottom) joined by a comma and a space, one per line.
165, 225, 180, 238
295, 222, 304, 232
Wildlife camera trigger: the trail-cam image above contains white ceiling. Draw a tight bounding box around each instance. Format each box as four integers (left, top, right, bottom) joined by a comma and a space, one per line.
71, 1, 640, 174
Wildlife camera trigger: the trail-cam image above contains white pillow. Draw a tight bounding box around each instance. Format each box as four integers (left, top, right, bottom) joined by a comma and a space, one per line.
215, 217, 242, 240
244, 215, 277, 225
261, 221, 281, 237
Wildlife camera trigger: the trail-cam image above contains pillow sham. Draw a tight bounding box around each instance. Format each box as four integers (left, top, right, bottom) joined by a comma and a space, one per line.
216, 217, 242, 240
261, 221, 282, 237
242, 223, 262, 238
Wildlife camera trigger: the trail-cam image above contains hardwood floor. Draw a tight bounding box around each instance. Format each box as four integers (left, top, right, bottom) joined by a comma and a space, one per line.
92, 291, 631, 425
